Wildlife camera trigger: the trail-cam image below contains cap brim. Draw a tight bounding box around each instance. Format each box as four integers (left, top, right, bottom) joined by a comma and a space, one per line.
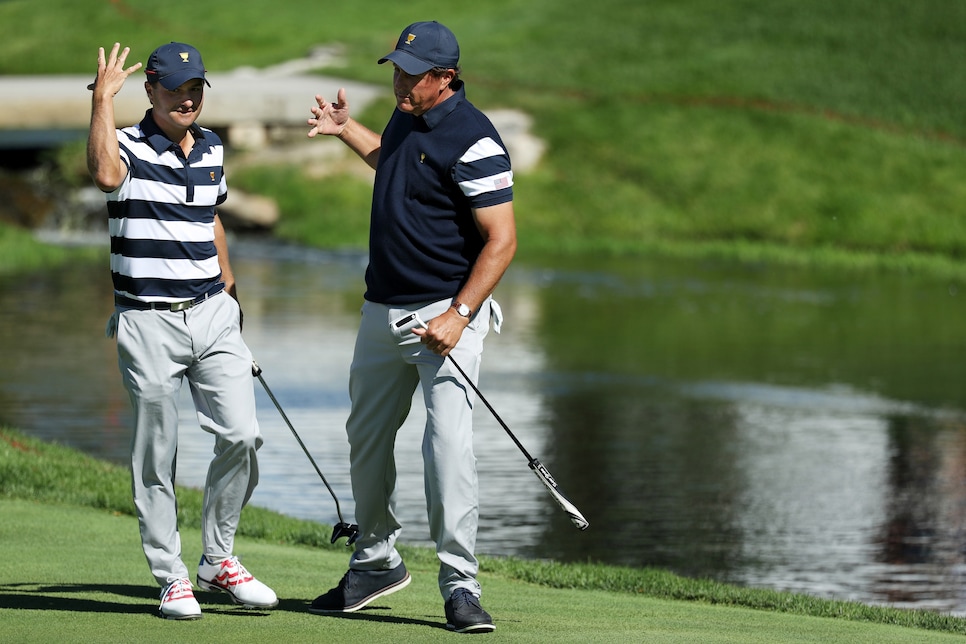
158, 70, 211, 91
377, 50, 434, 75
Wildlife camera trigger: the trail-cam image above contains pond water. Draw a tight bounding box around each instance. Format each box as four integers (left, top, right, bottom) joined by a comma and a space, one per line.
3, 237, 966, 615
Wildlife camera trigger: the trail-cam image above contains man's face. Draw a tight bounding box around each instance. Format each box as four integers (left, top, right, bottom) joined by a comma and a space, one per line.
392, 65, 450, 116
146, 78, 205, 132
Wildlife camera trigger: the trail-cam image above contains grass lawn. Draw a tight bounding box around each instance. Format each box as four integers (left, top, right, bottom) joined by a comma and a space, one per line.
3, 428, 966, 642
4, 499, 966, 643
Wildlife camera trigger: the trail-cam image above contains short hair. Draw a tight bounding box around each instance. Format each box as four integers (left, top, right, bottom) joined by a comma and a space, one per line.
429, 66, 461, 83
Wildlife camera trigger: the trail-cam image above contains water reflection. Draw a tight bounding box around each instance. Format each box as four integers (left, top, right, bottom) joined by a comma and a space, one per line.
2, 240, 966, 614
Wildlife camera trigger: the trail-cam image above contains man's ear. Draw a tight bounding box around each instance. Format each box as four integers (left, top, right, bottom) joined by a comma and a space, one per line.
439, 69, 456, 89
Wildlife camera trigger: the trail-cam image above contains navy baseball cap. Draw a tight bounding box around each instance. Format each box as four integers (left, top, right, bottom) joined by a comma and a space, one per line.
378, 21, 460, 75
145, 42, 210, 90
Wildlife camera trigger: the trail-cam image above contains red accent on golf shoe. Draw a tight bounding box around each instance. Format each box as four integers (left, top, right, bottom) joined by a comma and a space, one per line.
211, 558, 254, 588
159, 578, 201, 619
197, 555, 278, 608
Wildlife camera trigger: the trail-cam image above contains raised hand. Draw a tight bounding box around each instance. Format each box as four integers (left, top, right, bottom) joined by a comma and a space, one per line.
308, 87, 350, 137
88, 43, 142, 97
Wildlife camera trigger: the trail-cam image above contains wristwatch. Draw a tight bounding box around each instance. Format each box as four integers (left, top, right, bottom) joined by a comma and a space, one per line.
452, 301, 472, 318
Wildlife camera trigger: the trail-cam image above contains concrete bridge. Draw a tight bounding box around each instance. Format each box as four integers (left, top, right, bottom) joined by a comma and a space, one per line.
0, 56, 385, 229
0, 62, 382, 150
0, 57, 543, 230
0, 49, 544, 167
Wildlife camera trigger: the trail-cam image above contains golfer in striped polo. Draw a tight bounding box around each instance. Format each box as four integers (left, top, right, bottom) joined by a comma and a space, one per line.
87, 41, 276, 620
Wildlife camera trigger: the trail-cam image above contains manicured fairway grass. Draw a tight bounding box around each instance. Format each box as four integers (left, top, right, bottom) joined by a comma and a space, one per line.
5, 499, 966, 643
3, 428, 966, 642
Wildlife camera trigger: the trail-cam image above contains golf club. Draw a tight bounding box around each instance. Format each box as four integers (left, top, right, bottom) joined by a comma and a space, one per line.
251, 360, 359, 546
403, 313, 590, 531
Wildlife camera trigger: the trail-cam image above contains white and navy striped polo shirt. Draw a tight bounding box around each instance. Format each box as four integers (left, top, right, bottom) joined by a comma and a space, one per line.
106, 110, 227, 303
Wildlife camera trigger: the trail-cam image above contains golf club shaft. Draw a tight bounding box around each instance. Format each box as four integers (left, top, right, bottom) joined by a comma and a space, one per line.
414, 316, 589, 531
444, 352, 589, 531
251, 361, 347, 526
443, 351, 533, 460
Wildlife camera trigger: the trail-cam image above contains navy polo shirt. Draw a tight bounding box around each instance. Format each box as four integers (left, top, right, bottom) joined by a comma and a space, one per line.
364, 81, 514, 305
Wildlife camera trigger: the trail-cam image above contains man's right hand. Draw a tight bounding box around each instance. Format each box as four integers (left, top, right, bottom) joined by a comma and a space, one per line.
87, 43, 140, 191
88, 43, 141, 97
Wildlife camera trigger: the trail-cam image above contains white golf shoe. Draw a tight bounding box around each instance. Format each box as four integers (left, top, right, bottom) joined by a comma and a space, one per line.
197, 555, 278, 608
159, 578, 202, 620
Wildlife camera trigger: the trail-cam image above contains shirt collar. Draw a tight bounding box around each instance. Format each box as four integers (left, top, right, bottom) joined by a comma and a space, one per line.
419, 80, 465, 130
139, 109, 206, 154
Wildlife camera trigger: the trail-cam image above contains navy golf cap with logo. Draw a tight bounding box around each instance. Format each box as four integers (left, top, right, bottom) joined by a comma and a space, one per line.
145, 42, 211, 90
378, 21, 460, 75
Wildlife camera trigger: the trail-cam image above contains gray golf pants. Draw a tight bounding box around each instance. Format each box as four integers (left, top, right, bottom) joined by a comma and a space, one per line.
114, 291, 261, 587
346, 297, 491, 599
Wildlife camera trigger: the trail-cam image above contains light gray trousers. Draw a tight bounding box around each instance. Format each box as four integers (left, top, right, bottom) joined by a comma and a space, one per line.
113, 291, 261, 587
346, 297, 491, 599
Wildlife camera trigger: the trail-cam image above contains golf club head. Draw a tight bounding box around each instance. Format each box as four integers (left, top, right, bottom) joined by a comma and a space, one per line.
332, 522, 360, 546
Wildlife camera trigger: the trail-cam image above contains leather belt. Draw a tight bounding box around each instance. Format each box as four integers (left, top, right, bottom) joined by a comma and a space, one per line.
114, 284, 224, 311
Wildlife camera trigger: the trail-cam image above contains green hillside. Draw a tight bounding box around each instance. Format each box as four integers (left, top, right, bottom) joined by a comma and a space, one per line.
2, 0, 964, 271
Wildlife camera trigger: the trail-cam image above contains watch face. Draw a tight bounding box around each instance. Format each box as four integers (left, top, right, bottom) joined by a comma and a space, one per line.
457, 303, 471, 317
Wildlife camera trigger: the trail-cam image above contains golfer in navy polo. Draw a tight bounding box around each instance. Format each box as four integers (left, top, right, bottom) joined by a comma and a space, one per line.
305, 21, 517, 633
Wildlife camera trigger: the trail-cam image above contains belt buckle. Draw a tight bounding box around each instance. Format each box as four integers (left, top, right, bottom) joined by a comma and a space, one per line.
169, 299, 195, 312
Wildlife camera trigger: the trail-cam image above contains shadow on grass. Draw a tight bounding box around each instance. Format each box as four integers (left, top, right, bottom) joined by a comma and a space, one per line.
1, 583, 276, 618
0, 582, 157, 614
0, 583, 446, 629
301, 603, 448, 631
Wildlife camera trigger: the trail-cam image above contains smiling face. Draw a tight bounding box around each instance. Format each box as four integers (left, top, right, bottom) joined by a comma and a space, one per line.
391, 65, 455, 116
145, 78, 206, 139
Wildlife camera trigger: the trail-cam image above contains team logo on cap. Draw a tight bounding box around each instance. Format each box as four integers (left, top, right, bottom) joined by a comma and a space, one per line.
405, 33, 416, 46
180, 52, 190, 63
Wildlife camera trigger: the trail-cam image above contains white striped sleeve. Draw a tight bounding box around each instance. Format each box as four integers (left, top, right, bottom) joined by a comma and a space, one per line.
455, 137, 514, 199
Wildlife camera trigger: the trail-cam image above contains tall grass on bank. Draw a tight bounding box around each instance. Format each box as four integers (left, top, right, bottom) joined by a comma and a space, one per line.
0, 223, 102, 275
232, 102, 966, 280
3, 426, 966, 635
